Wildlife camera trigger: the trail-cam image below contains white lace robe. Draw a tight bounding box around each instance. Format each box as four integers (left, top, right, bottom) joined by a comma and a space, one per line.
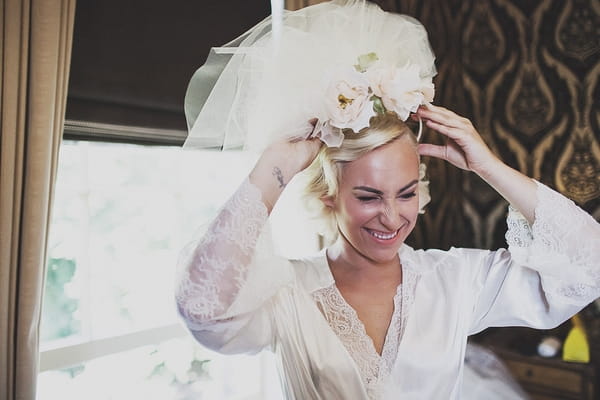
175, 179, 600, 399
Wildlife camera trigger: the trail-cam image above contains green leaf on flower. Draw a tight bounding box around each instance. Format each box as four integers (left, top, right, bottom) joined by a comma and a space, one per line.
354, 52, 379, 72
371, 95, 386, 114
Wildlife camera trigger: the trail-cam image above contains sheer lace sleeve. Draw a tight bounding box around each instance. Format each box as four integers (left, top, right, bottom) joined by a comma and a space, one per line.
506, 181, 600, 304
467, 181, 599, 334
174, 178, 294, 351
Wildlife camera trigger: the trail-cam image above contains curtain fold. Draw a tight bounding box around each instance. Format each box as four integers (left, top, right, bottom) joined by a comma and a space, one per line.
0, 0, 76, 399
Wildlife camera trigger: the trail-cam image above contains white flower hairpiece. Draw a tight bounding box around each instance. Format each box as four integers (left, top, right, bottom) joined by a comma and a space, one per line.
311, 52, 435, 147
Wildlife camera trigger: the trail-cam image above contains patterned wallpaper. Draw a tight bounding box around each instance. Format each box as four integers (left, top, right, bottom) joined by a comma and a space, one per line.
394, 0, 600, 250
287, 0, 600, 250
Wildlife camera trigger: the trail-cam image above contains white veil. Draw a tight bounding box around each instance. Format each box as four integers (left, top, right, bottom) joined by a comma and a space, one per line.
184, 0, 436, 152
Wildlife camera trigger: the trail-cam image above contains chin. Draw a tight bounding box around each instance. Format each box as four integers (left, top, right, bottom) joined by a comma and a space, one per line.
338, 229, 406, 264
357, 238, 403, 264
365, 247, 402, 264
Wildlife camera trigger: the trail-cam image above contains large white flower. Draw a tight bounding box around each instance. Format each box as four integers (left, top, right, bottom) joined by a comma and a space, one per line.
367, 63, 434, 121
324, 67, 376, 133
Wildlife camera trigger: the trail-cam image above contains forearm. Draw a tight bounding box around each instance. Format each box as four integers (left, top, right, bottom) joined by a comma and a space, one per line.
249, 139, 320, 213
248, 154, 289, 214
475, 157, 538, 224
175, 178, 269, 325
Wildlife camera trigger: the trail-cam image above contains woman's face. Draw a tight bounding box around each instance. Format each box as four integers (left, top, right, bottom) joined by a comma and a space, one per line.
326, 136, 420, 265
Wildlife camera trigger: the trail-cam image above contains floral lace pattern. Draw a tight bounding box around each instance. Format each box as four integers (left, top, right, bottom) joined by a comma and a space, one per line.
311, 265, 417, 399
175, 178, 268, 328
506, 182, 600, 303
505, 205, 533, 248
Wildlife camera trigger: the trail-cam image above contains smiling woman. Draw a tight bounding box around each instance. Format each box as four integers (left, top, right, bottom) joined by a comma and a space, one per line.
174, 1, 600, 399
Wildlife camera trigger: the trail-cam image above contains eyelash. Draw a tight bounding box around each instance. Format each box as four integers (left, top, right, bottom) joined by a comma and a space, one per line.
357, 192, 416, 202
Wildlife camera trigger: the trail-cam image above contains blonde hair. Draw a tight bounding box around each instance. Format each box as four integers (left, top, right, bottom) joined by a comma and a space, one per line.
302, 113, 417, 243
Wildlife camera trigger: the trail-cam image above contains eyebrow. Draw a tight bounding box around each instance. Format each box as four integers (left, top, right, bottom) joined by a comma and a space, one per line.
352, 180, 418, 196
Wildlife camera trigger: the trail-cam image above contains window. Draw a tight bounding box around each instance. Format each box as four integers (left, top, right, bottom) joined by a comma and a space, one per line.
38, 139, 316, 399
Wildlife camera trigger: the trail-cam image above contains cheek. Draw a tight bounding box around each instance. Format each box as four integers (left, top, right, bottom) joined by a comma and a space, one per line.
408, 204, 420, 230
408, 199, 420, 219
338, 201, 377, 226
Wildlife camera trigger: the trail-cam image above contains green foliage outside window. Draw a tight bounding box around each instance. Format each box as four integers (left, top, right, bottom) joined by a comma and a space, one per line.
41, 257, 80, 342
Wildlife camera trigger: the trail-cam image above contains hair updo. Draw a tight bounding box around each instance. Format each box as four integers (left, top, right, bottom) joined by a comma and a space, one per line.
301, 113, 418, 243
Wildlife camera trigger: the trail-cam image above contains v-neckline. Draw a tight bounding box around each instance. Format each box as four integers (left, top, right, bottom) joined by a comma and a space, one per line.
311, 282, 404, 399
323, 246, 403, 357
331, 283, 403, 357
310, 252, 418, 398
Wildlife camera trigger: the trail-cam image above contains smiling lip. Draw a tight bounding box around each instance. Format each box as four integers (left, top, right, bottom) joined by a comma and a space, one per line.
364, 228, 401, 244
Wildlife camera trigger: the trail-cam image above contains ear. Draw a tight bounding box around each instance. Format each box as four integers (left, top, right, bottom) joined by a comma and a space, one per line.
321, 195, 335, 209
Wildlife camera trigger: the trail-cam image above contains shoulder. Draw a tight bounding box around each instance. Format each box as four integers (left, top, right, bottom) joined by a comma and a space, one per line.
402, 244, 499, 277
289, 251, 335, 293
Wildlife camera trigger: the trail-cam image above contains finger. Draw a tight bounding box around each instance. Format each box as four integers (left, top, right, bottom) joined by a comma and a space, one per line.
425, 119, 465, 141
418, 106, 469, 129
420, 103, 456, 118
417, 143, 448, 160
420, 109, 464, 129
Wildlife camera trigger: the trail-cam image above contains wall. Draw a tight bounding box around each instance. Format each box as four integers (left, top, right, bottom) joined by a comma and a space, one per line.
393, 0, 600, 250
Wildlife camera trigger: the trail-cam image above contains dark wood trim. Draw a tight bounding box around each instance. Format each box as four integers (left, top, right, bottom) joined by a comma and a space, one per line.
63, 120, 187, 147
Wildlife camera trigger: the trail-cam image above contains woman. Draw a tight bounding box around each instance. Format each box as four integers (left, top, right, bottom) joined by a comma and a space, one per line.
176, 1, 600, 398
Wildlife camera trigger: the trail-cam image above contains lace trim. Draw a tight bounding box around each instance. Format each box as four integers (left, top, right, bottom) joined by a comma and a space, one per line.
380, 291, 402, 375
312, 285, 382, 399
175, 178, 268, 327
505, 205, 533, 248
312, 265, 418, 400
399, 265, 417, 343
505, 182, 600, 303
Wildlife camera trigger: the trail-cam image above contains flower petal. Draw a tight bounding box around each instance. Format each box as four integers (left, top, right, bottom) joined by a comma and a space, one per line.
347, 99, 376, 132
320, 122, 344, 147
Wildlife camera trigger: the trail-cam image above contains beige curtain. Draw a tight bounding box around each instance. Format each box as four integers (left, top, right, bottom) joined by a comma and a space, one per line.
0, 0, 76, 399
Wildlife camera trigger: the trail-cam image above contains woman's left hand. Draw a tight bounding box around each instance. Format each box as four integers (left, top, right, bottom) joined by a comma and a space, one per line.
414, 104, 499, 176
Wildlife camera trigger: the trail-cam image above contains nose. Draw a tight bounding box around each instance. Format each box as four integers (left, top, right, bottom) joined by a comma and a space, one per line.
379, 199, 403, 231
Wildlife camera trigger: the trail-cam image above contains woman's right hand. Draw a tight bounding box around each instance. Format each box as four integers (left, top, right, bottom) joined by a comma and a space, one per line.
249, 136, 322, 213
262, 137, 323, 177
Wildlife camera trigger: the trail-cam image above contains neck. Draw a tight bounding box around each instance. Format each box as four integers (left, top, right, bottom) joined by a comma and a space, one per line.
326, 237, 402, 287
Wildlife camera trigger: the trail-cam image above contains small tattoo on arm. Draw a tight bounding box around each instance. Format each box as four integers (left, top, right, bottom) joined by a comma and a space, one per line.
273, 166, 287, 189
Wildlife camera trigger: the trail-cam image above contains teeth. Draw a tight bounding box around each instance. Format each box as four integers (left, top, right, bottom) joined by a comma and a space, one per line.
369, 229, 398, 240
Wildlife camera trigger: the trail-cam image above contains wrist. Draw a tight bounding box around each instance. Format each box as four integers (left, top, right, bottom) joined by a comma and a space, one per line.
472, 152, 504, 181
249, 151, 294, 213
260, 143, 306, 177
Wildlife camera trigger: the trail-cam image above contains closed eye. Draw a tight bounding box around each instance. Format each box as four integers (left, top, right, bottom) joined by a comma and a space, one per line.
357, 196, 379, 202
398, 191, 416, 199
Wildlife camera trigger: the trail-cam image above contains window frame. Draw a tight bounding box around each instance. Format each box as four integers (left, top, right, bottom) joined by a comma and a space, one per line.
40, 122, 191, 372
39, 121, 313, 399
39, 323, 187, 372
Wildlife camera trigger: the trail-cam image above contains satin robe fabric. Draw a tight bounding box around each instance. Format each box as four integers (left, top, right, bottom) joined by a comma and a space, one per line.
176, 180, 600, 399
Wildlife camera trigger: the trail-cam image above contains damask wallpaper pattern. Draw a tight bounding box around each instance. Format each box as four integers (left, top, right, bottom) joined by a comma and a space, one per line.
287, 0, 599, 250
396, 0, 600, 250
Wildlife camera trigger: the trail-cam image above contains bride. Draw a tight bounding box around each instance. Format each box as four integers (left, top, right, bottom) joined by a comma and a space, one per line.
175, 1, 600, 398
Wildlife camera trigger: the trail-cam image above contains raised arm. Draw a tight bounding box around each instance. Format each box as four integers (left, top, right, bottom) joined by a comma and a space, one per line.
415, 104, 600, 331
174, 137, 320, 352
